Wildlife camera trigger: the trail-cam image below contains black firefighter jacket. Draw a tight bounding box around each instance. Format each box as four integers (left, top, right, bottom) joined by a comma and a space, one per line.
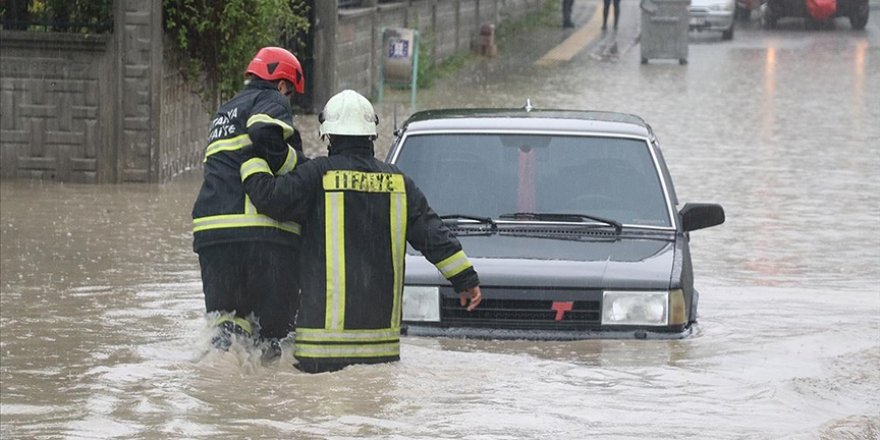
192, 79, 307, 252
240, 137, 480, 366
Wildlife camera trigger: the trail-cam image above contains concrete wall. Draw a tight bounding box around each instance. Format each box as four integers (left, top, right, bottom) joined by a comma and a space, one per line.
159, 49, 210, 181
113, 0, 163, 183
0, 31, 109, 183
0, 0, 169, 183
333, 0, 548, 100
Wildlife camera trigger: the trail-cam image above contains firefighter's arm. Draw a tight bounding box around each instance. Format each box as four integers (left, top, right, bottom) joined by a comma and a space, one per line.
273, 143, 309, 176
239, 155, 316, 222
404, 176, 481, 309
246, 91, 297, 173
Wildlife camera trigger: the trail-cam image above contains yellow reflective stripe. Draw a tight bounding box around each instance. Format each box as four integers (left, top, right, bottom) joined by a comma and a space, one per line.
295, 328, 399, 343
390, 191, 407, 328
213, 315, 253, 335
240, 157, 272, 182
436, 250, 473, 279
325, 192, 346, 330
277, 146, 299, 175
322, 170, 405, 193
204, 134, 252, 161
294, 342, 400, 359
244, 195, 257, 215
193, 214, 301, 235
246, 113, 295, 139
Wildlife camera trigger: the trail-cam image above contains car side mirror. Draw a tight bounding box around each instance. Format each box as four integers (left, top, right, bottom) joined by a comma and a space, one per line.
680, 203, 725, 232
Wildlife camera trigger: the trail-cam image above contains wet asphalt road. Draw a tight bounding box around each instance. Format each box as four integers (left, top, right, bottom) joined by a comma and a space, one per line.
1, 3, 879, 439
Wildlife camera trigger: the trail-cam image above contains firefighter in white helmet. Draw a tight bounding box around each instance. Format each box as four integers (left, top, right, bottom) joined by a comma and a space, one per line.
239, 89, 482, 373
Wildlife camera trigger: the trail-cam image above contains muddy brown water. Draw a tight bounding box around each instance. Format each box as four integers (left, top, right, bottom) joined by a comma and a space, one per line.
2, 15, 879, 440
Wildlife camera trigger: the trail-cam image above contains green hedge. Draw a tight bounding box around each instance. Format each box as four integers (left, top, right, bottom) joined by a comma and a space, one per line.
0, 0, 113, 33
163, 0, 310, 104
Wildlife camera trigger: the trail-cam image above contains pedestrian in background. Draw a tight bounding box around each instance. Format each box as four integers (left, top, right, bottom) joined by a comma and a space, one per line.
563, 0, 575, 27
191, 47, 307, 361
603, 0, 621, 30
239, 90, 483, 373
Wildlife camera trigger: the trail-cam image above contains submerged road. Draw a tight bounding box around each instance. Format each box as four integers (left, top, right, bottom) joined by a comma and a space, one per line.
2, 1, 879, 438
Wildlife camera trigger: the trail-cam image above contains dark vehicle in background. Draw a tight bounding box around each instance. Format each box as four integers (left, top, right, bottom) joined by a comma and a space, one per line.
761, 0, 869, 28
735, 0, 762, 19
388, 106, 725, 340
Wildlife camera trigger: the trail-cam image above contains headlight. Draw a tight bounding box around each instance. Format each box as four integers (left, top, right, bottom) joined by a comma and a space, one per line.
402, 286, 440, 322
601, 291, 669, 325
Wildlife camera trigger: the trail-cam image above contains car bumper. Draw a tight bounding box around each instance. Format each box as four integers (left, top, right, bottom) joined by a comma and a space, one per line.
688, 11, 734, 31
402, 324, 693, 340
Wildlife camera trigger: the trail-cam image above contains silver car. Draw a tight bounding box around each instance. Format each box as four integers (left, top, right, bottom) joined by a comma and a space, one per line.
689, 0, 736, 39
387, 106, 725, 340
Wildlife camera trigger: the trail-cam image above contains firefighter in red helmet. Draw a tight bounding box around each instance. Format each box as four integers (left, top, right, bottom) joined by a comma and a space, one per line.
192, 46, 307, 361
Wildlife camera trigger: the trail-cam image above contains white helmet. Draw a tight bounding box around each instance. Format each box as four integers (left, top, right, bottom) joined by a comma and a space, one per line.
318, 89, 378, 138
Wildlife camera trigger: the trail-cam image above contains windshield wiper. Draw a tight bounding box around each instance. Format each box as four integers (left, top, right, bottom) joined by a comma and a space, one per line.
497, 212, 622, 234
440, 214, 498, 232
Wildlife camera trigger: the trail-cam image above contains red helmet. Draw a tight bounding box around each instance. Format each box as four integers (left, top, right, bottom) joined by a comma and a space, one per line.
245, 47, 305, 94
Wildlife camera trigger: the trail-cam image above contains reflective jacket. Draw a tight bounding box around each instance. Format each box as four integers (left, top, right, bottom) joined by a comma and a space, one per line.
240, 137, 480, 366
192, 79, 307, 252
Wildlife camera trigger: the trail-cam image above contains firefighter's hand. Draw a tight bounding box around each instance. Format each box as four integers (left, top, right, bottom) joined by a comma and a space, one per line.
459, 286, 482, 311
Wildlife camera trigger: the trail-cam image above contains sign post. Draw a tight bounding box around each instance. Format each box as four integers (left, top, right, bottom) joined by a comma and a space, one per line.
379, 27, 419, 111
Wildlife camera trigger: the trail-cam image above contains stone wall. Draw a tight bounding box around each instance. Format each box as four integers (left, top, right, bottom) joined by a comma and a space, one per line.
0, 0, 163, 183
159, 49, 211, 181
114, 0, 163, 183
0, 32, 109, 183
333, 0, 548, 100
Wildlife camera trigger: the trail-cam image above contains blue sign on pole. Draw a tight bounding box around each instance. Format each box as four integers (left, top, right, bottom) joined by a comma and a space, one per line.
388, 40, 410, 59
380, 28, 419, 111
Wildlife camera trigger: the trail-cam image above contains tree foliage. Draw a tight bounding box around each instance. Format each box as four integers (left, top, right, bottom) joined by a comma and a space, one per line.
163, 0, 309, 104
0, 0, 112, 33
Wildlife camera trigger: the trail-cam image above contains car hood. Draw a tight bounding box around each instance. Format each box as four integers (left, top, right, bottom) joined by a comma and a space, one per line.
405, 233, 676, 289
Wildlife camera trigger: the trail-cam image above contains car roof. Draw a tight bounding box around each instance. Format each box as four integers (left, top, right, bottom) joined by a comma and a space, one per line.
400, 108, 654, 139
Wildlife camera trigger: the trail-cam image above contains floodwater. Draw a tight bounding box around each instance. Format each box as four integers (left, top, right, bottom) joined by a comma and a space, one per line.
2, 10, 879, 440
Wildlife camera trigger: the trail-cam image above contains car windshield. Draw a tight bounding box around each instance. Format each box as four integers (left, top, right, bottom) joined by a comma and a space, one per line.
394, 133, 672, 227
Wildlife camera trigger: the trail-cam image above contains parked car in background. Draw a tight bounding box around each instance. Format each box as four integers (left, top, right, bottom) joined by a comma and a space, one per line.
689, 0, 736, 39
761, 0, 869, 28
388, 105, 725, 340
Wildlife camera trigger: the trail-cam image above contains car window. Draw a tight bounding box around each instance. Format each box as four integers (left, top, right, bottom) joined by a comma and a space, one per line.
394, 133, 671, 227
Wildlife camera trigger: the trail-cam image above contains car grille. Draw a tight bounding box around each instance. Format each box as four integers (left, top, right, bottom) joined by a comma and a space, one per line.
441, 297, 602, 330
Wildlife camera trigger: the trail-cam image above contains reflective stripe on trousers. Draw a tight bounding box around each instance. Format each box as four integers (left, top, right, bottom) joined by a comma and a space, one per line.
294, 328, 400, 359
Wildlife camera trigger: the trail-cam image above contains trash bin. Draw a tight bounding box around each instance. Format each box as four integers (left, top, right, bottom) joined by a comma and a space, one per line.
640, 0, 690, 64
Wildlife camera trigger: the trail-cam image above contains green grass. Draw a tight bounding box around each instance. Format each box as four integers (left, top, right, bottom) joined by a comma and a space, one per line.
413, 0, 559, 89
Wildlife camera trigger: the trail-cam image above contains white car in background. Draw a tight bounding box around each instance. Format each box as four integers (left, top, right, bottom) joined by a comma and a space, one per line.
689, 0, 736, 40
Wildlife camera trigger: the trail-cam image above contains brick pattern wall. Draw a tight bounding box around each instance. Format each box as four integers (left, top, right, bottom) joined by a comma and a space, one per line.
116, 0, 161, 183
0, 0, 164, 183
0, 32, 108, 183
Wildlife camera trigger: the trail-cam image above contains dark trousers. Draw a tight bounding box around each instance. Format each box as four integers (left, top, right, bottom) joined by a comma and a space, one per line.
603, 0, 621, 28
562, 0, 575, 26
198, 242, 299, 339
295, 356, 400, 374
